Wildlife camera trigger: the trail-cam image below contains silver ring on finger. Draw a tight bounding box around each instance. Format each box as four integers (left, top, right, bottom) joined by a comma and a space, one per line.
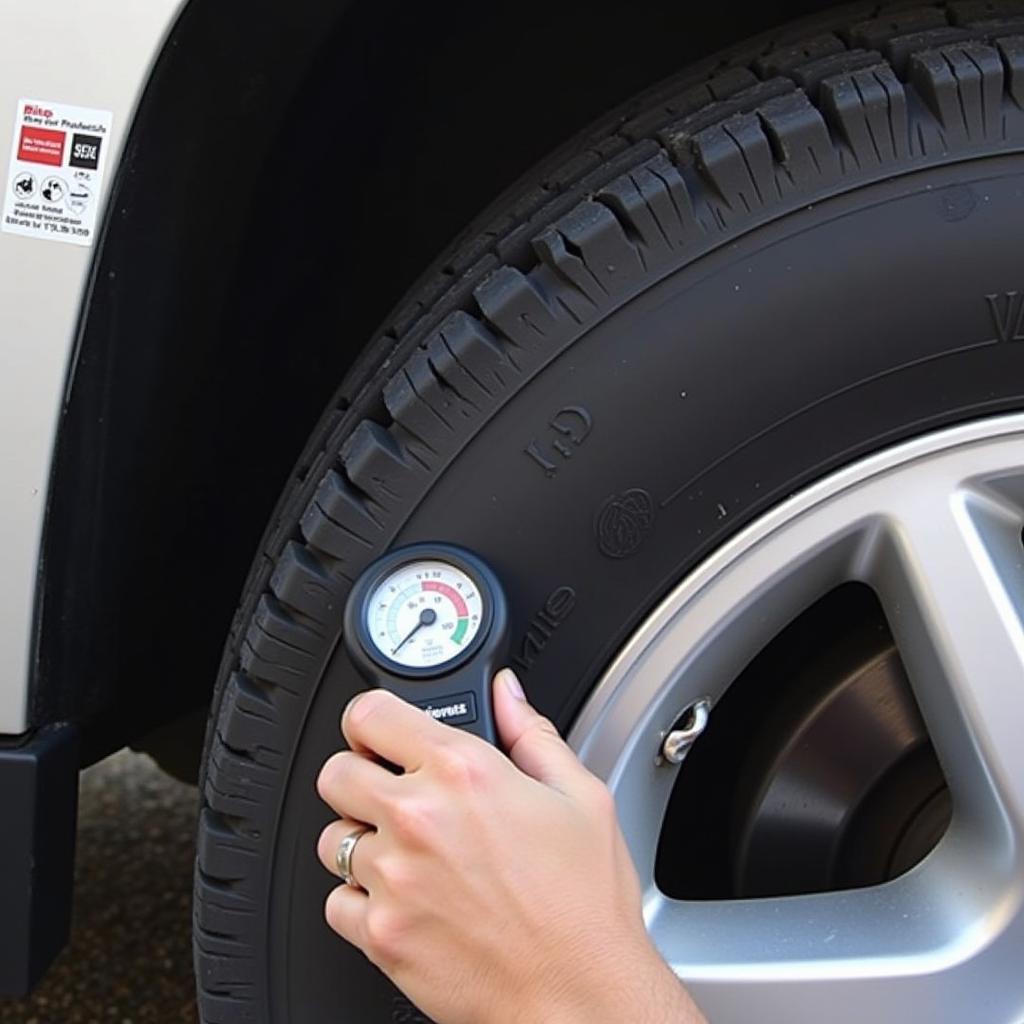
336, 825, 374, 889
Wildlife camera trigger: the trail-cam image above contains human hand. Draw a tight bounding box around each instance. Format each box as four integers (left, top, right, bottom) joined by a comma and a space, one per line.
316, 668, 705, 1024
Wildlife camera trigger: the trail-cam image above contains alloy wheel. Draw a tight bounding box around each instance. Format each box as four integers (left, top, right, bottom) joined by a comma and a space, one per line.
570, 414, 1024, 1022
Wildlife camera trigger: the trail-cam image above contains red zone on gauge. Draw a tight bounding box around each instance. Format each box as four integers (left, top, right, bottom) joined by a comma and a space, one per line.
422, 580, 471, 644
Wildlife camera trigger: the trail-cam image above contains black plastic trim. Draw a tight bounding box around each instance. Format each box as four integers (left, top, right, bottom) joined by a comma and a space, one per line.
0, 724, 79, 996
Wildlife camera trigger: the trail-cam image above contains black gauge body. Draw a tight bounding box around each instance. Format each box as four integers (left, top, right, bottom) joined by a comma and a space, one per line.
343, 543, 509, 744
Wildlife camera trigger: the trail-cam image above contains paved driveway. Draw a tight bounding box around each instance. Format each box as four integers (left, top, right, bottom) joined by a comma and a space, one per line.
0, 751, 198, 1023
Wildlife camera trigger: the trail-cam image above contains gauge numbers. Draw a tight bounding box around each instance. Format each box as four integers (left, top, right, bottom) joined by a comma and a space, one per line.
365, 560, 485, 670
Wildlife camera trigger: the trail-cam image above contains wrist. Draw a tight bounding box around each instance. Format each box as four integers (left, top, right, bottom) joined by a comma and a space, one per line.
511, 933, 704, 1024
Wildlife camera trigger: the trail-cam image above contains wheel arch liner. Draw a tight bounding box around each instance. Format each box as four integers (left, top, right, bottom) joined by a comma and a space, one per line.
32, 0, 353, 756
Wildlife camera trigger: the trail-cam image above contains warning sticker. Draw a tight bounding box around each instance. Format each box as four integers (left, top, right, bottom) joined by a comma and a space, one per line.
3, 99, 113, 247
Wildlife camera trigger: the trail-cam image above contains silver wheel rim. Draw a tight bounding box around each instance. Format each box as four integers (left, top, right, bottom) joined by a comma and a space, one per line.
568, 414, 1024, 1023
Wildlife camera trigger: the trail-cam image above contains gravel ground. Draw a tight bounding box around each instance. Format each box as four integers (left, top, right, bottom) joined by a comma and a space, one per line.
0, 751, 199, 1023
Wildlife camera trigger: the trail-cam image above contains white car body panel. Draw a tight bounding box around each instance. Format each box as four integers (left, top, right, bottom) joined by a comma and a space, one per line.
0, 0, 185, 734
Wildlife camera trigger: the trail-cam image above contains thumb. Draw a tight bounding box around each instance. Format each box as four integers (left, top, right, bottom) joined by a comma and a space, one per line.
493, 668, 582, 792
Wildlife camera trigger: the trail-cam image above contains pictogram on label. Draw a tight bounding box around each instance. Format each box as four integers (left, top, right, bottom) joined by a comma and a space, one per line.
11, 171, 35, 200
3, 98, 113, 247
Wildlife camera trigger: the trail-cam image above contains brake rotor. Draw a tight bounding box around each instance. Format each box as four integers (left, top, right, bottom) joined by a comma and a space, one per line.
731, 645, 950, 897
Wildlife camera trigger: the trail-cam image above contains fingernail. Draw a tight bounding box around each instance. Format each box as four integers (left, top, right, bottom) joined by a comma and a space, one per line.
342, 691, 366, 729
500, 669, 526, 701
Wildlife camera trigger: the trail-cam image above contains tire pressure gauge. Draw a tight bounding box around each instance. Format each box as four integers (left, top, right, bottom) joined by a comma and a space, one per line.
343, 544, 509, 744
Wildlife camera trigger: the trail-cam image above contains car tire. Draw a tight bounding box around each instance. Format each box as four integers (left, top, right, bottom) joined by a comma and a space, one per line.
194, 4, 1024, 1021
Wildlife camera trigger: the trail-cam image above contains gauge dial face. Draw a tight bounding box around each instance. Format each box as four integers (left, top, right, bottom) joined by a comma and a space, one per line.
364, 560, 485, 670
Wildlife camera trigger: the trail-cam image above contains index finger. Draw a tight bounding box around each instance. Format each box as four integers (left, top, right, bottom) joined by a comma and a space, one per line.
342, 689, 453, 770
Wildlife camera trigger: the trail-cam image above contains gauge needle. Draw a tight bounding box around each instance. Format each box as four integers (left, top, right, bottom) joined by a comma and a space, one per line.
391, 608, 437, 656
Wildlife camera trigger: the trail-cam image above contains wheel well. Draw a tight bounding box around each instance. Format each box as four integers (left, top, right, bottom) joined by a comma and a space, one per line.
36, 0, 840, 764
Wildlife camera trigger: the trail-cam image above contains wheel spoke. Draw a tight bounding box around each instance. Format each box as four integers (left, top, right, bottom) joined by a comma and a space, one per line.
646, 852, 1024, 1022
868, 480, 1024, 847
